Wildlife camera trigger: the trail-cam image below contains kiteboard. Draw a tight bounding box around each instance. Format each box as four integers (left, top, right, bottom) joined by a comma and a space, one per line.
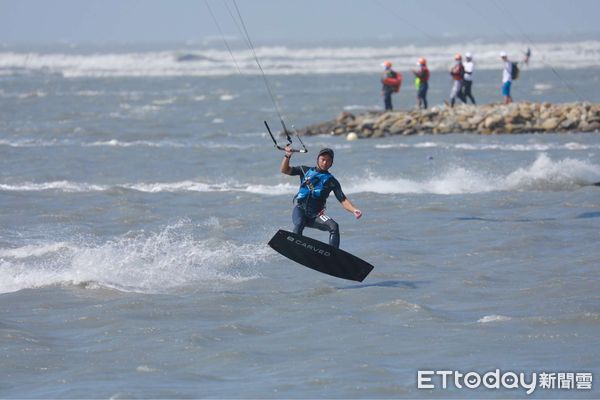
268, 230, 374, 282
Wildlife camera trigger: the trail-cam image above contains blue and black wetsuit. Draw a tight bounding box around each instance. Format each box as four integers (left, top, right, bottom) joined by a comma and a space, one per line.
290, 165, 347, 248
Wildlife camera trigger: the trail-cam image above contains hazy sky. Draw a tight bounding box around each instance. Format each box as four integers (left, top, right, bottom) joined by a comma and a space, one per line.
0, 0, 598, 44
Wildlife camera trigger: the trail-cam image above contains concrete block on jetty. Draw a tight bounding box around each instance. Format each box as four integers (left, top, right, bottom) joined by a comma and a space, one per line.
294, 102, 600, 138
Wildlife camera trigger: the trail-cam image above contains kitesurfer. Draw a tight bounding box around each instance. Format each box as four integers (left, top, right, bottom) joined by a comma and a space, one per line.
280, 146, 362, 249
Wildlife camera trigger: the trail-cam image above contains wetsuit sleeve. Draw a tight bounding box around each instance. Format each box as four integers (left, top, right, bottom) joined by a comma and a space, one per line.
289, 166, 307, 176
330, 177, 347, 203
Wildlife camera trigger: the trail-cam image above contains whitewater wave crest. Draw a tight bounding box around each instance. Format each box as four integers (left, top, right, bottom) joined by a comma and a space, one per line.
344, 154, 600, 194
1, 40, 599, 78
0, 137, 262, 149
0, 220, 270, 294
0, 154, 598, 195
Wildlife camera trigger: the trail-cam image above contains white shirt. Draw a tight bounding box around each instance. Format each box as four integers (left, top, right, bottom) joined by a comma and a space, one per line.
502, 60, 512, 83
463, 61, 474, 81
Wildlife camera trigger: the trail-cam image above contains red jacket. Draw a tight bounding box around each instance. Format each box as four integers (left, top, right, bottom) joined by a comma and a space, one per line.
450, 63, 464, 81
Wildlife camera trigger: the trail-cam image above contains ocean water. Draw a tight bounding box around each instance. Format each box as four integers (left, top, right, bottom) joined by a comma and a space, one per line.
1, 40, 600, 398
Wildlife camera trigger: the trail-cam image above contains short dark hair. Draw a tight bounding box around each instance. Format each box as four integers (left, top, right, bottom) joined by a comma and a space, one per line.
318, 148, 334, 160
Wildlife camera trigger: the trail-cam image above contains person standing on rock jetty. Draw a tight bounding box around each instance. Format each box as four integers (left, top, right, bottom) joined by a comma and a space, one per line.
500, 51, 513, 104
461, 52, 476, 105
447, 53, 466, 108
381, 61, 401, 111
412, 57, 430, 109
280, 146, 362, 249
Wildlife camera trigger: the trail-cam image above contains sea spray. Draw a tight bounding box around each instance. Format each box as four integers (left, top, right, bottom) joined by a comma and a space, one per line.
0, 220, 270, 294
504, 153, 600, 191
1, 154, 598, 195
2, 40, 600, 77
344, 154, 600, 194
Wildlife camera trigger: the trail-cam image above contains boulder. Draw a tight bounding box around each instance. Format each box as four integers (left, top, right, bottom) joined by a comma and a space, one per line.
468, 114, 485, 126
541, 117, 561, 131
333, 126, 346, 136
484, 114, 504, 129
560, 119, 578, 130
372, 129, 386, 138
295, 102, 600, 137
335, 111, 355, 125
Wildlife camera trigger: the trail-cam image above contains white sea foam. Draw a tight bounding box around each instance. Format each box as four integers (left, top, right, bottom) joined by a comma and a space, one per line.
219, 94, 237, 101
1, 40, 599, 77
0, 242, 76, 259
3, 137, 596, 152
478, 315, 512, 323
123, 181, 296, 195
0, 181, 106, 192
343, 104, 380, 111
345, 167, 497, 195
75, 90, 104, 96
345, 153, 600, 194
0, 155, 597, 195
124, 181, 216, 193
533, 83, 553, 91
0, 137, 253, 149
0, 138, 61, 148
503, 153, 600, 190
0, 220, 269, 294
0, 180, 296, 194
84, 139, 185, 148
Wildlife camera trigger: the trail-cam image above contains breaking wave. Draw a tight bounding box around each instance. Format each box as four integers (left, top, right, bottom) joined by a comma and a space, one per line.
0, 180, 297, 194
1, 40, 599, 78
344, 154, 600, 194
0, 154, 598, 195
0, 138, 262, 149
0, 220, 270, 294
478, 315, 512, 323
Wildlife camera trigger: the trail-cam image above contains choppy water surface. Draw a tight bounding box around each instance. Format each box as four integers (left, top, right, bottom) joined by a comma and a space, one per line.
1, 42, 599, 398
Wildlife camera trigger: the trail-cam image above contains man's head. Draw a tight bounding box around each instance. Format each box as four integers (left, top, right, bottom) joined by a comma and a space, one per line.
317, 148, 334, 171
500, 51, 508, 60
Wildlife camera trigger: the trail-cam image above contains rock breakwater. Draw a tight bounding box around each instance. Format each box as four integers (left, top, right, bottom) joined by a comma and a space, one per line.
295, 102, 600, 138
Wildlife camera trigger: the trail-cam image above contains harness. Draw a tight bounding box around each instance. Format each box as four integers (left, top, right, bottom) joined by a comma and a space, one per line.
294, 167, 333, 216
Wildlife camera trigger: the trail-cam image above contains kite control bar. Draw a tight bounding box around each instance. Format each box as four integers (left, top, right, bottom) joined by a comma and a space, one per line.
265, 120, 308, 153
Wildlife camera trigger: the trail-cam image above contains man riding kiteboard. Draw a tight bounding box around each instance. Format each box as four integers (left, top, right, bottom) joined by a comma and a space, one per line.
280, 146, 362, 249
